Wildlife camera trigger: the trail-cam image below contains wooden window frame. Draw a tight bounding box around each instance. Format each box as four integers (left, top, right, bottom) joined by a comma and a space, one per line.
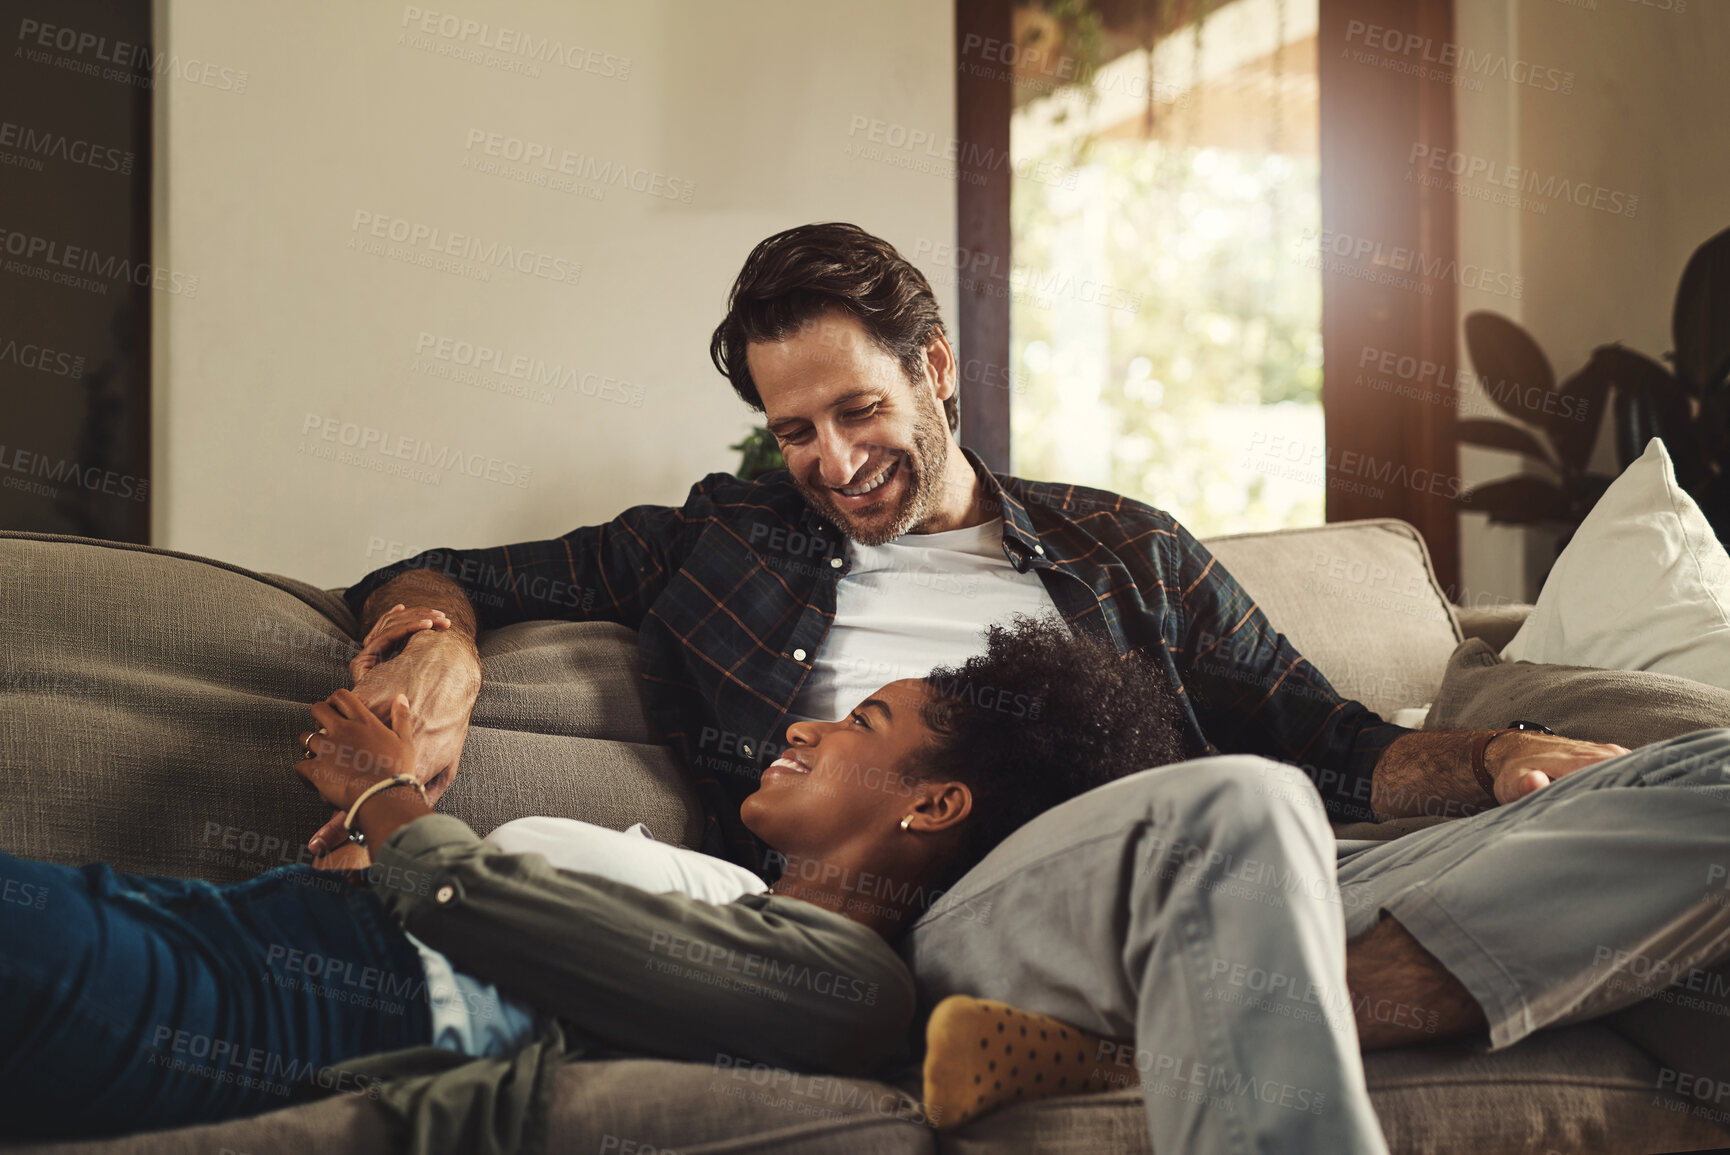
954, 0, 1460, 589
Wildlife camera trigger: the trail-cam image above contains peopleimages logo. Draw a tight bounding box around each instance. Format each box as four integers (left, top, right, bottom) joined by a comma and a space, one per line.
299, 413, 533, 489
1343, 19, 1574, 94
412, 331, 646, 407
0, 444, 147, 501
0, 227, 199, 296
1297, 228, 1523, 300
0, 336, 84, 379
398, 6, 631, 79
0, 120, 134, 174
1356, 344, 1591, 423
348, 211, 582, 287
1408, 144, 1639, 219
15, 18, 250, 92
461, 130, 695, 203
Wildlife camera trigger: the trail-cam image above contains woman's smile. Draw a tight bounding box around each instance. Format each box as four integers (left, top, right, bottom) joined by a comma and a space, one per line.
763, 751, 813, 778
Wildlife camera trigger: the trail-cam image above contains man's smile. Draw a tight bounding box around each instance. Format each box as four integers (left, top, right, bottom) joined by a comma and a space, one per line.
830, 457, 901, 508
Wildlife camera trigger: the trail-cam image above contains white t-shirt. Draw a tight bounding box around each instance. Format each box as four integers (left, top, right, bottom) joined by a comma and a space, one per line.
790, 517, 1059, 722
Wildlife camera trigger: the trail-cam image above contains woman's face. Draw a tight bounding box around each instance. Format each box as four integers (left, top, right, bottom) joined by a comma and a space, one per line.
739, 678, 943, 857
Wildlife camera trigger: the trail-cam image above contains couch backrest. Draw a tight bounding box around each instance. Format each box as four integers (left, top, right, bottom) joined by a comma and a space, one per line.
0, 532, 703, 881
1, 519, 1460, 878
1202, 519, 1461, 719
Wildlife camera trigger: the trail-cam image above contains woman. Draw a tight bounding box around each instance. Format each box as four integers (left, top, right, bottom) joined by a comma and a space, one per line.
0, 615, 1187, 1141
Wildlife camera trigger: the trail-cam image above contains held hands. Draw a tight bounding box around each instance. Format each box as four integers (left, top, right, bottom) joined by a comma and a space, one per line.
304, 604, 479, 856
1486, 731, 1630, 804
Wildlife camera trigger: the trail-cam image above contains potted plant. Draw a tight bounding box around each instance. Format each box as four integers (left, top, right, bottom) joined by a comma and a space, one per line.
1457, 226, 1730, 549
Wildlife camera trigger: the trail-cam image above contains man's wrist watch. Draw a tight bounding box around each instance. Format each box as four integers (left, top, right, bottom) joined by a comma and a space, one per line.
1470, 719, 1556, 797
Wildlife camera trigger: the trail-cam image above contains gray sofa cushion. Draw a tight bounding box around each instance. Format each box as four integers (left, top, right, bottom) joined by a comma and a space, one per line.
932, 1024, 1730, 1154
1204, 519, 1461, 718
11, 1029, 1724, 1155
1424, 638, 1730, 747
1454, 602, 1535, 652
4, 1060, 935, 1155
1363, 1024, 1730, 1155
0, 532, 702, 883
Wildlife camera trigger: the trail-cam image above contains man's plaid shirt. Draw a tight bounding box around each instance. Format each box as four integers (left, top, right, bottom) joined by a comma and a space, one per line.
345, 450, 1408, 873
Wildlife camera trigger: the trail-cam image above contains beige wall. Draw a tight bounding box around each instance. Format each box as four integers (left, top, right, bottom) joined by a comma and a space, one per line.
155, 1, 955, 588
1454, 0, 1728, 604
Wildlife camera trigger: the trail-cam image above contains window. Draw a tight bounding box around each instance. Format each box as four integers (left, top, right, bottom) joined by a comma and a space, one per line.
1007, 0, 1321, 537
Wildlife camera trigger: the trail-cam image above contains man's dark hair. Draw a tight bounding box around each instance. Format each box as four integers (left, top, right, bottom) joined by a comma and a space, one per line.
911, 615, 1193, 882
709, 222, 958, 433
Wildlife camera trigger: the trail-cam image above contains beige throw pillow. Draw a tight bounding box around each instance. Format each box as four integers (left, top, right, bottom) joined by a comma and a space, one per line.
1426, 638, 1730, 748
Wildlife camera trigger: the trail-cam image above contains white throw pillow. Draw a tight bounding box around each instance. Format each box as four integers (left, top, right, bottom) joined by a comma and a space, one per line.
1390, 705, 1432, 728
1500, 438, 1730, 691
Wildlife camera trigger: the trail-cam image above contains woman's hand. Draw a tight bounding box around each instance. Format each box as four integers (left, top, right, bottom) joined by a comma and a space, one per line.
297, 688, 418, 812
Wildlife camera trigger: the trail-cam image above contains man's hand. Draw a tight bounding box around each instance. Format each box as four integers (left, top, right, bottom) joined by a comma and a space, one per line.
1371, 729, 1632, 820
349, 625, 479, 790
1486, 731, 1630, 805
350, 602, 451, 680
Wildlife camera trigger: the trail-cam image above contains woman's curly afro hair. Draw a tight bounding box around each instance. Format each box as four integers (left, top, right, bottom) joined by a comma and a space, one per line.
909, 613, 1193, 881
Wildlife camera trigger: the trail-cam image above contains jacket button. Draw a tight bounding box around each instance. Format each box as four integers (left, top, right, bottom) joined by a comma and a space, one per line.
829, 557, 843, 569
793, 648, 807, 661
1034, 544, 1046, 556
741, 742, 753, 756
435, 885, 455, 904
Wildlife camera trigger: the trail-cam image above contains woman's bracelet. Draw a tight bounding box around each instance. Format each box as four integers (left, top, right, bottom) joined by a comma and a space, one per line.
342, 774, 429, 847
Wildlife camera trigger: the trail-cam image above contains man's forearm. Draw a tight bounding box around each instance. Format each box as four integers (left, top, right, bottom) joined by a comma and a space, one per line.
361, 570, 479, 641
1368, 731, 1493, 821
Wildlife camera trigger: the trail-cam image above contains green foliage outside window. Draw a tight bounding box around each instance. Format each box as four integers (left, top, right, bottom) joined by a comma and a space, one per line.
1011, 140, 1324, 537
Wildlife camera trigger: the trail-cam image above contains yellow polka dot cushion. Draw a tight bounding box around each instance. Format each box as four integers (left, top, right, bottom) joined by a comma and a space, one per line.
921, 995, 1137, 1129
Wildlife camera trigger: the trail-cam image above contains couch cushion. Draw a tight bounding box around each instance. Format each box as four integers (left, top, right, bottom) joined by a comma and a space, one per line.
0, 532, 702, 881
1, 1059, 935, 1155
1362, 1024, 1730, 1155
1502, 438, 1730, 692
1454, 602, 1534, 653
934, 1024, 1730, 1154
10, 1029, 1724, 1155
1424, 638, 1730, 747
1202, 519, 1461, 718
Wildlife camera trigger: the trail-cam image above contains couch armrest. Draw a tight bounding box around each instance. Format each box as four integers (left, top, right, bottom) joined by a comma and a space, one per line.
1453, 603, 1534, 652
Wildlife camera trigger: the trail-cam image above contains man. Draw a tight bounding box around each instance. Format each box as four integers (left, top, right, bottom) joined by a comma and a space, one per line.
330, 223, 1725, 1152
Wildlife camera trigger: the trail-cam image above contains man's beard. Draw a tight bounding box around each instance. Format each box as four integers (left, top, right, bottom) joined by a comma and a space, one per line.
791, 385, 954, 547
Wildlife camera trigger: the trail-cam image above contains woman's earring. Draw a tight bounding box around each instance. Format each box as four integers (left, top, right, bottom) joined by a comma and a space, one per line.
899, 814, 915, 832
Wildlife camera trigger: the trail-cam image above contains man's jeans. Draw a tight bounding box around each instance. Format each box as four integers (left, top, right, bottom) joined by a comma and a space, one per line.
902, 729, 1730, 1155
0, 859, 431, 1138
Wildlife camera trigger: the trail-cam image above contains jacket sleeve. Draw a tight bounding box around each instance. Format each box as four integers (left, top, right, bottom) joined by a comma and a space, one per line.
341, 488, 706, 632
368, 815, 917, 1077
1164, 520, 1407, 822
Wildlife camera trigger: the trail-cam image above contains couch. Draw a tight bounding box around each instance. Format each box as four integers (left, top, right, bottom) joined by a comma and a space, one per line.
2, 518, 1725, 1155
